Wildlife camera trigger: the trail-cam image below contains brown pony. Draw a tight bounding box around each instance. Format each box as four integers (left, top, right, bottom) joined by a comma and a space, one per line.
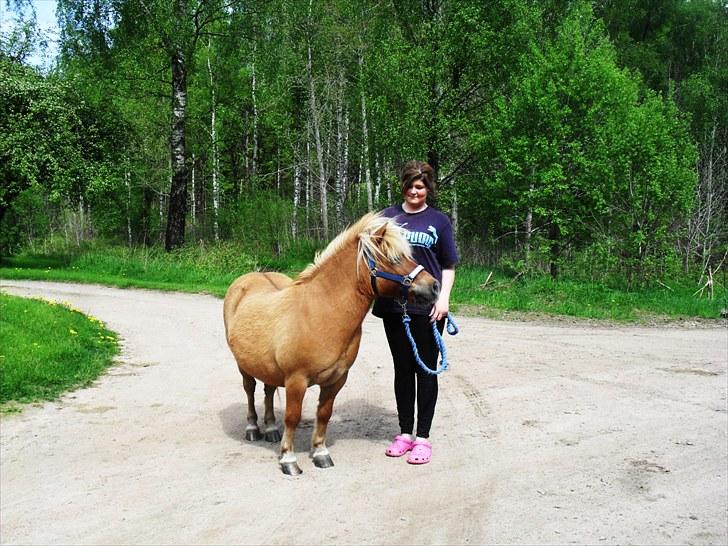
223, 212, 440, 474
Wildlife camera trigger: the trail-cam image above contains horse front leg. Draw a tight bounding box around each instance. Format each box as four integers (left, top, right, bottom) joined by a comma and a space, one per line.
311, 372, 348, 469
263, 384, 281, 442
280, 376, 307, 475
241, 372, 262, 441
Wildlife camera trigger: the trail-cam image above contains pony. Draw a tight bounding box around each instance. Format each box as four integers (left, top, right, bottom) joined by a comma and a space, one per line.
223, 212, 440, 475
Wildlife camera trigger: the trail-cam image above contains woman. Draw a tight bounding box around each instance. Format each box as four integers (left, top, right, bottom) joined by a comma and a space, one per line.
372, 160, 458, 465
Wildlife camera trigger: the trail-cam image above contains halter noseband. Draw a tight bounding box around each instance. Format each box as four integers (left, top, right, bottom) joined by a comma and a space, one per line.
365, 253, 425, 302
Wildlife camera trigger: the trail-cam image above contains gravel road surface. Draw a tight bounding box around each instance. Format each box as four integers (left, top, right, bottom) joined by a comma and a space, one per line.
1, 280, 726, 545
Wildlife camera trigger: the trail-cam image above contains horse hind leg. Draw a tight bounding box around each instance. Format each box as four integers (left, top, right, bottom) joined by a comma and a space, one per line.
263, 384, 281, 443
311, 372, 348, 469
241, 372, 262, 441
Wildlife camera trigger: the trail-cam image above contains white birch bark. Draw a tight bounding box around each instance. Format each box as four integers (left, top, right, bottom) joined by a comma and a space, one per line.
306, 135, 311, 231
126, 170, 132, 247
386, 159, 392, 203
191, 154, 196, 225
359, 54, 372, 212
307, 13, 328, 238
251, 44, 259, 178
335, 73, 346, 230
244, 112, 249, 185
207, 43, 220, 242
276, 146, 281, 194
293, 145, 301, 237
374, 153, 382, 205
451, 179, 459, 236
344, 103, 350, 199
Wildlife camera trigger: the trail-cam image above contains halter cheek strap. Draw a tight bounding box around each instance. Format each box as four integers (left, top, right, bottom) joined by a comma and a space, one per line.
366, 255, 425, 301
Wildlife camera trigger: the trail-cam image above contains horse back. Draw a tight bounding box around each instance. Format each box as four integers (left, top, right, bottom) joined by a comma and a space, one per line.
223, 272, 292, 335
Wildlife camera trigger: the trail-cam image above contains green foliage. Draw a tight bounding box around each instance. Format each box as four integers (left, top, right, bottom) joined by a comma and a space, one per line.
0, 55, 128, 254
460, 3, 697, 280
2, 0, 723, 287
0, 291, 119, 410
0, 186, 51, 254
222, 191, 295, 256
0, 59, 82, 215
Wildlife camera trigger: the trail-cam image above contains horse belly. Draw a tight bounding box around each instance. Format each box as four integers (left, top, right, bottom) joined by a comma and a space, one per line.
228, 331, 285, 386
304, 329, 362, 387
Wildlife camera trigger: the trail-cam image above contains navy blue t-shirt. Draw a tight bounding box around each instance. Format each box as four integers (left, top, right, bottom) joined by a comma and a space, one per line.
372, 204, 459, 316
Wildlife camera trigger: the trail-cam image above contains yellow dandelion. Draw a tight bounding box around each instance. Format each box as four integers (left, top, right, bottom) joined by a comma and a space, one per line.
69, 329, 78, 335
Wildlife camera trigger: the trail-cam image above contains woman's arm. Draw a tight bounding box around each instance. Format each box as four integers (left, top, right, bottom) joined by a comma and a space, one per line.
429, 268, 455, 323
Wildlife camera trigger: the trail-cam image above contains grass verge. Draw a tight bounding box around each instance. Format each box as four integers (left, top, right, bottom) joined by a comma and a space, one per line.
0, 292, 120, 413
2, 247, 726, 322
453, 266, 727, 321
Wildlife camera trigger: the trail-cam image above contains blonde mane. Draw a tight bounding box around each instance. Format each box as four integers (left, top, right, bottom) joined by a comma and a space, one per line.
297, 212, 412, 282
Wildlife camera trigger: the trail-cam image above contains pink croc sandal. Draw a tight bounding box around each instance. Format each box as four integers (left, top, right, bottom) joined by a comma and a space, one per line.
407, 439, 432, 465
385, 435, 414, 457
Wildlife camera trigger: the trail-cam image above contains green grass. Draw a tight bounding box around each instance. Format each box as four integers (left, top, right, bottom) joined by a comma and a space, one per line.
451, 266, 726, 321
1, 243, 263, 297
2, 246, 726, 322
0, 292, 120, 412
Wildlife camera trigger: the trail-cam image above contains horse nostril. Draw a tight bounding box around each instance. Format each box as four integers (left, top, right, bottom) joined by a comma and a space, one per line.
432, 280, 441, 296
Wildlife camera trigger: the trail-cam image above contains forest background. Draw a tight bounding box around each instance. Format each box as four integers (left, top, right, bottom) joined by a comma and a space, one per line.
1, 0, 726, 316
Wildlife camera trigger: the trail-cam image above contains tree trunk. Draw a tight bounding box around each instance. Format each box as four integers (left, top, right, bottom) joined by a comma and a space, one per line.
549, 223, 560, 279
451, 178, 458, 236
190, 154, 196, 227
307, 38, 327, 238
292, 145, 301, 237
251, 44, 259, 178
525, 181, 534, 268
374, 153, 381, 206
306, 135, 311, 232
276, 145, 281, 194
335, 73, 346, 231
359, 54, 372, 212
125, 170, 132, 247
165, 42, 189, 251
207, 43, 220, 242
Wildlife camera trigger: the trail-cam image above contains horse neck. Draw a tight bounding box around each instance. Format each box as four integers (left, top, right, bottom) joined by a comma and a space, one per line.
303, 241, 372, 323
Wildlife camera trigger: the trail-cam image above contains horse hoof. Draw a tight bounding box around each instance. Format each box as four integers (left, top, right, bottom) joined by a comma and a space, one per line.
264, 429, 282, 443
280, 462, 303, 476
313, 454, 334, 469
245, 429, 262, 442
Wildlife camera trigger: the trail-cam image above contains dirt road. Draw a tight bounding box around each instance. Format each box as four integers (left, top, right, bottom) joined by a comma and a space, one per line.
1, 280, 726, 545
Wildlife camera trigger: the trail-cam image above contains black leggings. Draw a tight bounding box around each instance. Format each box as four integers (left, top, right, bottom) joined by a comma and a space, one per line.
383, 314, 445, 439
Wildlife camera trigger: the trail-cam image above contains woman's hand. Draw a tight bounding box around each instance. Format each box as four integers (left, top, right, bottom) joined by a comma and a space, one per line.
430, 268, 455, 323
429, 296, 450, 323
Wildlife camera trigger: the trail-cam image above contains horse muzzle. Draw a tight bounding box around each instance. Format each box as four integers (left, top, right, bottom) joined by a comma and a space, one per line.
412, 278, 440, 305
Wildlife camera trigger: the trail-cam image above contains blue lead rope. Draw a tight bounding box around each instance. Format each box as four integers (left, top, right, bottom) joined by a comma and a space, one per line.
402, 311, 459, 376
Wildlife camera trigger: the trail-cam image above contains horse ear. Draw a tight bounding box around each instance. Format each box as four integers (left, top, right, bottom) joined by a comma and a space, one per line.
372, 222, 388, 239
360, 220, 389, 259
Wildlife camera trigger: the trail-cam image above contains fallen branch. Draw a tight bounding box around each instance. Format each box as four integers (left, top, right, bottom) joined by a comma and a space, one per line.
693, 266, 715, 299
655, 279, 673, 291
479, 271, 494, 289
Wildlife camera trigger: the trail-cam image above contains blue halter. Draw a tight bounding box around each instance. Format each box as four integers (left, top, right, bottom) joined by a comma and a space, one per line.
365, 253, 459, 375
365, 253, 425, 302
